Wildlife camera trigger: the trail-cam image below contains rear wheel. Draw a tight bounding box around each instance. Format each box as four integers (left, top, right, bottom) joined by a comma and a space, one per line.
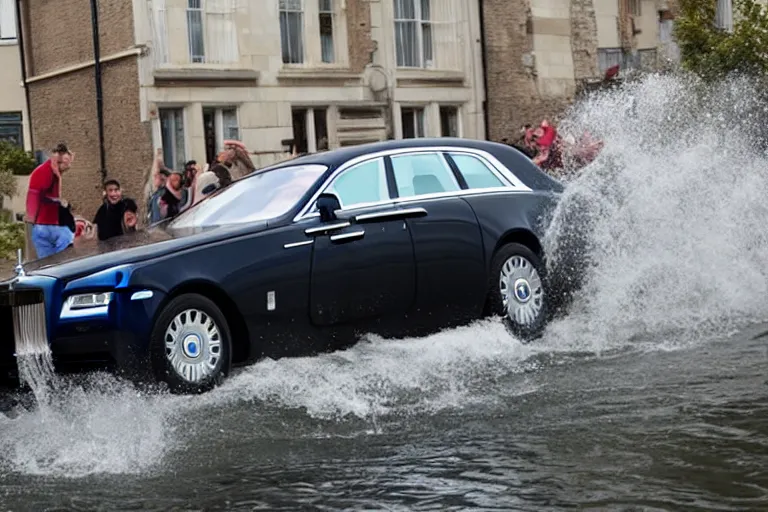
149, 293, 232, 394
486, 243, 549, 341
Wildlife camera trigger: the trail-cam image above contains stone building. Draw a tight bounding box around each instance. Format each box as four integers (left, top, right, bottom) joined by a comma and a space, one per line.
16, 0, 486, 220
480, 0, 676, 142
0, 0, 32, 216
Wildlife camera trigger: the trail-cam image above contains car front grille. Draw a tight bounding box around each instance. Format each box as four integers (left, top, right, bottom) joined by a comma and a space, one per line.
0, 287, 47, 379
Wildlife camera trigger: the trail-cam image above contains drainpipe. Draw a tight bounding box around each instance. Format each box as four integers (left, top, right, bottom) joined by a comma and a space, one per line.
89, 0, 107, 180
14, 0, 34, 153
477, 0, 491, 141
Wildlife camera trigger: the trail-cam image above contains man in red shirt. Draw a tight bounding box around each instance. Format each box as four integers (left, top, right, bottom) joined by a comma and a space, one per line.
25, 143, 75, 259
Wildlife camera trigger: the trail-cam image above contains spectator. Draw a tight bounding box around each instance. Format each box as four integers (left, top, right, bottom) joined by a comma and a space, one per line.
93, 179, 128, 241
158, 168, 190, 220
122, 198, 138, 234
25, 142, 75, 259
147, 149, 170, 224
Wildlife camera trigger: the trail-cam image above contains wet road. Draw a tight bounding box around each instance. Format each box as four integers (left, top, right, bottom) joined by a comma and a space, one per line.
1, 320, 767, 511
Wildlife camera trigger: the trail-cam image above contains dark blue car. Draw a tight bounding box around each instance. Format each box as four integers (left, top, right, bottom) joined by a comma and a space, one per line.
0, 138, 572, 394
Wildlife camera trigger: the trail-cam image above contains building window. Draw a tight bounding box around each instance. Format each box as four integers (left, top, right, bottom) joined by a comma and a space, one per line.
627, 0, 641, 17
203, 107, 240, 164
439, 106, 459, 137
401, 107, 425, 138
160, 108, 187, 172
394, 0, 432, 68
280, 0, 304, 64
0, 112, 22, 147
187, 0, 205, 62
0, 0, 16, 41
178, 0, 239, 65
292, 107, 329, 153
598, 48, 625, 74
319, 0, 335, 63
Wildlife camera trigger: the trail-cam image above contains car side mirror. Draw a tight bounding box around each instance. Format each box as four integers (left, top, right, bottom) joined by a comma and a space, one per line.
316, 193, 341, 222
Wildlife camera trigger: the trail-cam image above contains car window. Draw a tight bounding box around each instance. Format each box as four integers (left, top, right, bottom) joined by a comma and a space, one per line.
326, 157, 389, 208
449, 153, 507, 189
168, 164, 327, 229
390, 152, 460, 198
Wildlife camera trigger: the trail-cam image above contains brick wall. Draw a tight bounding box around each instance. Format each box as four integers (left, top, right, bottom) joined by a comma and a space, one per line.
25, 0, 137, 77
346, 0, 375, 72
482, 0, 571, 141
24, 0, 151, 222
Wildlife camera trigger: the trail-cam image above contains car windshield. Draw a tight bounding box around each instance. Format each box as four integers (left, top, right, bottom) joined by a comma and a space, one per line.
167, 164, 327, 229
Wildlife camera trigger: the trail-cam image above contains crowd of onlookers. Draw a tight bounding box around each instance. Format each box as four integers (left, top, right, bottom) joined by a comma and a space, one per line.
23, 139, 261, 260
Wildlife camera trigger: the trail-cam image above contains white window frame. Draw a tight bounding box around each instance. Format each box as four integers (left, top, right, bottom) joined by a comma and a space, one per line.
183, 0, 240, 65
158, 107, 189, 172
715, 0, 734, 32
394, 0, 433, 69
204, 106, 240, 154
627, 0, 641, 17
0, 0, 17, 43
186, 0, 205, 63
280, 0, 348, 67
439, 104, 461, 137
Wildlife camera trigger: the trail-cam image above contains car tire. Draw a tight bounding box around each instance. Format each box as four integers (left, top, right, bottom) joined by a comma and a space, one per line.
149, 293, 232, 394
485, 243, 549, 341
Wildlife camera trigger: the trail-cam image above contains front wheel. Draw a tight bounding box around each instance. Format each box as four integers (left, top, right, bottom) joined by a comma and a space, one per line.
149, 293, 232, 394
486, 243, 549, 341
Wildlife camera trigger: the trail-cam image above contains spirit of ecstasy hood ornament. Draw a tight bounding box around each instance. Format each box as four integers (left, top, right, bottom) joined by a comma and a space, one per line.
14, 248, 24, 277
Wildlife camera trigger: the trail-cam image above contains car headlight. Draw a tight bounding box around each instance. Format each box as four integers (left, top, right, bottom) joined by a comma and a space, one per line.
61, 292, 113, 319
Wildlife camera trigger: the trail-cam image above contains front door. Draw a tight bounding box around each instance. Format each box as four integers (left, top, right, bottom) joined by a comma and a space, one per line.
306, 157, 417, 332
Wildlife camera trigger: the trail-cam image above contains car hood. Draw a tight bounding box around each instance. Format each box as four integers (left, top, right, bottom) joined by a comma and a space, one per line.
22, 221, 268, 281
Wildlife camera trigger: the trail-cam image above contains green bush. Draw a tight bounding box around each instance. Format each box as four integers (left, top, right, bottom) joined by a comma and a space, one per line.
0, 221, 25, 261
675, 0, 768, 80
0, 139, 35, 178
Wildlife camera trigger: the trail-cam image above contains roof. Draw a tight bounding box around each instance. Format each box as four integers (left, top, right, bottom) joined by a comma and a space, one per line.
260, 137, 564, 192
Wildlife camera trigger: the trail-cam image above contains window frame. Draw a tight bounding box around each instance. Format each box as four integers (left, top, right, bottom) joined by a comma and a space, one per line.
393, 0, 433, 69
0, 0, 18, 42
0, 112, 23, 147
389, 151, 462, 199
323, 156, 392, 210
280, 0, 348, 67
443, 151, 509, 191
295, 146, 532, 222
158, 107, 188, 173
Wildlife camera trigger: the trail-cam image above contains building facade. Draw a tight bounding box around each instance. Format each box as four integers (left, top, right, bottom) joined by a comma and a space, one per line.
17, 0, 486, 220
481, 0, 677, 142
0, 0, 32, 216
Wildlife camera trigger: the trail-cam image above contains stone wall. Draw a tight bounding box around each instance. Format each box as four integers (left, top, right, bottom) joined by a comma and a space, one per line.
570, 0, 600, 81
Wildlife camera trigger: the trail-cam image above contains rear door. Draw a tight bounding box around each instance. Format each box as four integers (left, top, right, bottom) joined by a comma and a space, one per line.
386, 150, 487, 328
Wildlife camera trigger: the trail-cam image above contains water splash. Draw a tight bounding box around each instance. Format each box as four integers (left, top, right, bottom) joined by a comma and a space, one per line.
13, 302, 59, 407
544, 72, 768, 347
3, 72, 768, 478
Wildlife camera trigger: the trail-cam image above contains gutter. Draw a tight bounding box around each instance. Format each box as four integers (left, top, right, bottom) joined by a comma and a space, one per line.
89, 0, 107, 181
13, 0, 34, 153
477, 0, 491, 141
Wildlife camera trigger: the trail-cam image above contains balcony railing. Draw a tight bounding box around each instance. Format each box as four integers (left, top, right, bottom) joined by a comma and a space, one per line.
150, 0, 240, 67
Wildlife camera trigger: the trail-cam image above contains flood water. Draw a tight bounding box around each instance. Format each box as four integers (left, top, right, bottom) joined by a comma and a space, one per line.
3, 74, 768, 510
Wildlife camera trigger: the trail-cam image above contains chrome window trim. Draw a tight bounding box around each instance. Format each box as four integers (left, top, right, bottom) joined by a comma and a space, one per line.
293, 145, 533, 222
445, 151, 510, 190
389, 151, 462, 197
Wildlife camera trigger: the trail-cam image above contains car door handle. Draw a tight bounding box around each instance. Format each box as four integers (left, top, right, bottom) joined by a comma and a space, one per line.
305, 221, 351, 236
353, 207, 427, 224
329, 230, 365, 243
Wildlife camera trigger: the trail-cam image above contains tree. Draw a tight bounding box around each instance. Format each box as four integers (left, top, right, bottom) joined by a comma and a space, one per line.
674, 0, 768, 80
0, 140, 36, 200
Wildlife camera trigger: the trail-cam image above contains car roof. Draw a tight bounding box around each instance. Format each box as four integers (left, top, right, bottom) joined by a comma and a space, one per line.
261, 138, 564, 192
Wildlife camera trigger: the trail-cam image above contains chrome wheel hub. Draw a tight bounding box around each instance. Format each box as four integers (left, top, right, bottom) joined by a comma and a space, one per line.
164, 309, 221, 384
499, 255, 544, 326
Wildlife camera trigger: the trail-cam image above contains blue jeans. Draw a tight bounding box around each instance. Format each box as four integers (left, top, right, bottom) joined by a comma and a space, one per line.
31, 224, 74, 259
